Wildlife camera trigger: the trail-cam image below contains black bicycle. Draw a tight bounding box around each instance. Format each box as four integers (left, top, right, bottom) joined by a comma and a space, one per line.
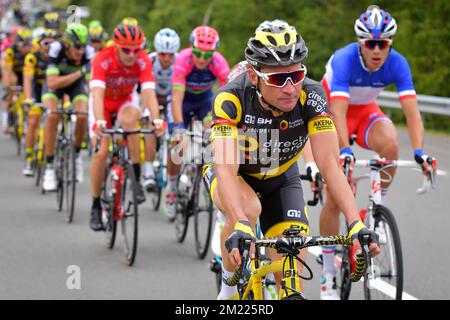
52, 104, 88, 223
173, 120, 214, 259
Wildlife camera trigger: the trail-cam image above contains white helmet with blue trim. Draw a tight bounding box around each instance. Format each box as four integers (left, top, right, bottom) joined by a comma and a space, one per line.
153, 28, 180, 53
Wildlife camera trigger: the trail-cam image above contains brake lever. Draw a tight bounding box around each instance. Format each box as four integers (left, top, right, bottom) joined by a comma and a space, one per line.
238, 239, 252, 299
427, 157, 437, 189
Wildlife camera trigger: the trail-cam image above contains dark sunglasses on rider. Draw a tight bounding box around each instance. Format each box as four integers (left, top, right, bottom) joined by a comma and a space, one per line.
73, 43, 86, 50
121, 47, 140, 55
253, 66, 307, 88
40, 40, 52, 47
192, 47, 214, 59
159, 52, 174, 58
359, 39, 392, 50
18, 41, 32, 47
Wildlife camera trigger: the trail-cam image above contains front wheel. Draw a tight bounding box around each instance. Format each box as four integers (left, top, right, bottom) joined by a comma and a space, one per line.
121, 163, 139, 266
102, 165, 118, 249
55, 142, 64, 212
193, 167, 213, 259
174, 165, 192, 243
363, 205, 403, 300
64, 143, 76, 223
337, 245, 353, 300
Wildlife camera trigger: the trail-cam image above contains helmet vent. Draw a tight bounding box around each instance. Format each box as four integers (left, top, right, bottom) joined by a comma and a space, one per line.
284, 33, 290, 45
267, 35, 277, 46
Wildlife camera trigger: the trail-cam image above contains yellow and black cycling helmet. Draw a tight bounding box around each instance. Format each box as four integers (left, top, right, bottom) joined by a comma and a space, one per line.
88, 24, 105, 42
44, 11, 61, 30
15, 26, 33, 42
122, 17, 139, 27
245, 19, 308, 68
40, 28, 58, 40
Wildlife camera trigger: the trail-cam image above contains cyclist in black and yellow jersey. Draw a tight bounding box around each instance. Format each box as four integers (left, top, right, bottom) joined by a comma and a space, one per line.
22, 29, 58, 176
1, 27, 33, 134
203, 20, 381, 300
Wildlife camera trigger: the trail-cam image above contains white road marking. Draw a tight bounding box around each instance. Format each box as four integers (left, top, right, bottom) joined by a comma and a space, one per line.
308, 246, 419, 300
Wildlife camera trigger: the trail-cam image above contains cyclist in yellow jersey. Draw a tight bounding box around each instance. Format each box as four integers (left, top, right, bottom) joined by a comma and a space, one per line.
22, 29, 57, 176
203, 20, 381, 300
1, 27, 33, 133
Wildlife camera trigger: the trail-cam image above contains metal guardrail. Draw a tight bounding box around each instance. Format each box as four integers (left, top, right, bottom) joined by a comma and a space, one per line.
377, 91, 450, 116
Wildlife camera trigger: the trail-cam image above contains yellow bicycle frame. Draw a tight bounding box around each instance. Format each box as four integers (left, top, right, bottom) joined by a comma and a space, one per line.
240, 255, 302, 300
14, 92, 25, 139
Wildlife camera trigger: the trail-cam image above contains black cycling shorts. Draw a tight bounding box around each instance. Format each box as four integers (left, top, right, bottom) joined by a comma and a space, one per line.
32, 82, 43, 103
42, 76, 88, 103
203, 163, 310, 238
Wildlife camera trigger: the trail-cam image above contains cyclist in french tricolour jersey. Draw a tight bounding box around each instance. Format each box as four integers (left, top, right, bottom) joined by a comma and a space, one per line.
164, 25, 230, 220
141, 28, 180, 190
318, 5, 435, 300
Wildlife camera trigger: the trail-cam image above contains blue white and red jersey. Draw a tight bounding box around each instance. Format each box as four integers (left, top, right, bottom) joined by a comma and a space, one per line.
322, 42, 416, 105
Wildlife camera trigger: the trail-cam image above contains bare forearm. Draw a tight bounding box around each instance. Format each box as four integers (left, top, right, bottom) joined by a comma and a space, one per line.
403, 99, 424, 150
302, 139, 315, 163
47, 71, 82, 90
171, 88, 185, 124
311, 132, 359, 224
215, 164, 247, 225
142, 89, 159, 120
23, 74, 33, 100
330, 101, 350, 149
321, 162, 359, 224
2, 68, 13, 87
92, 88, 105, 121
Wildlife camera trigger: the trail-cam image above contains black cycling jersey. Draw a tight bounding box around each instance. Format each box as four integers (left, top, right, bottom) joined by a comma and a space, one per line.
210, 72, 335, 180
46, 40, 90, 76
43, 40, 90, 102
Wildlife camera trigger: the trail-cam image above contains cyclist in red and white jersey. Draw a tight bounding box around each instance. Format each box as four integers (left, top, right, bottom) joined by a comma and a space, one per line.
88, 24, 164, 231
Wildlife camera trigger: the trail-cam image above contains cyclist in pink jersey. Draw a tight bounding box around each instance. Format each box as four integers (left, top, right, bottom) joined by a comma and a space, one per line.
163, 25, 230, 220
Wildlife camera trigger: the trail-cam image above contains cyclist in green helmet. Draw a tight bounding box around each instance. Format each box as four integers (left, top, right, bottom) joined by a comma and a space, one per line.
41, 23, 93, 192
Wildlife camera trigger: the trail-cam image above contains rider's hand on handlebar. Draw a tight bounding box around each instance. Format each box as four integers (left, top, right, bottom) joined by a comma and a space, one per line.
339, 147, 355, 163
340, 147, 355, 177
348, 220, 381, 258
225, 220, 256, 268
152, 119, 166, 137
414, 149, 436, 177
305, 162, 320, 192
93, 120, 107, 138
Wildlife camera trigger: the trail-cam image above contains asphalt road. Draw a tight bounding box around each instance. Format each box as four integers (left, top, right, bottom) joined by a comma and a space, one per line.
0, 126, 448, 300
